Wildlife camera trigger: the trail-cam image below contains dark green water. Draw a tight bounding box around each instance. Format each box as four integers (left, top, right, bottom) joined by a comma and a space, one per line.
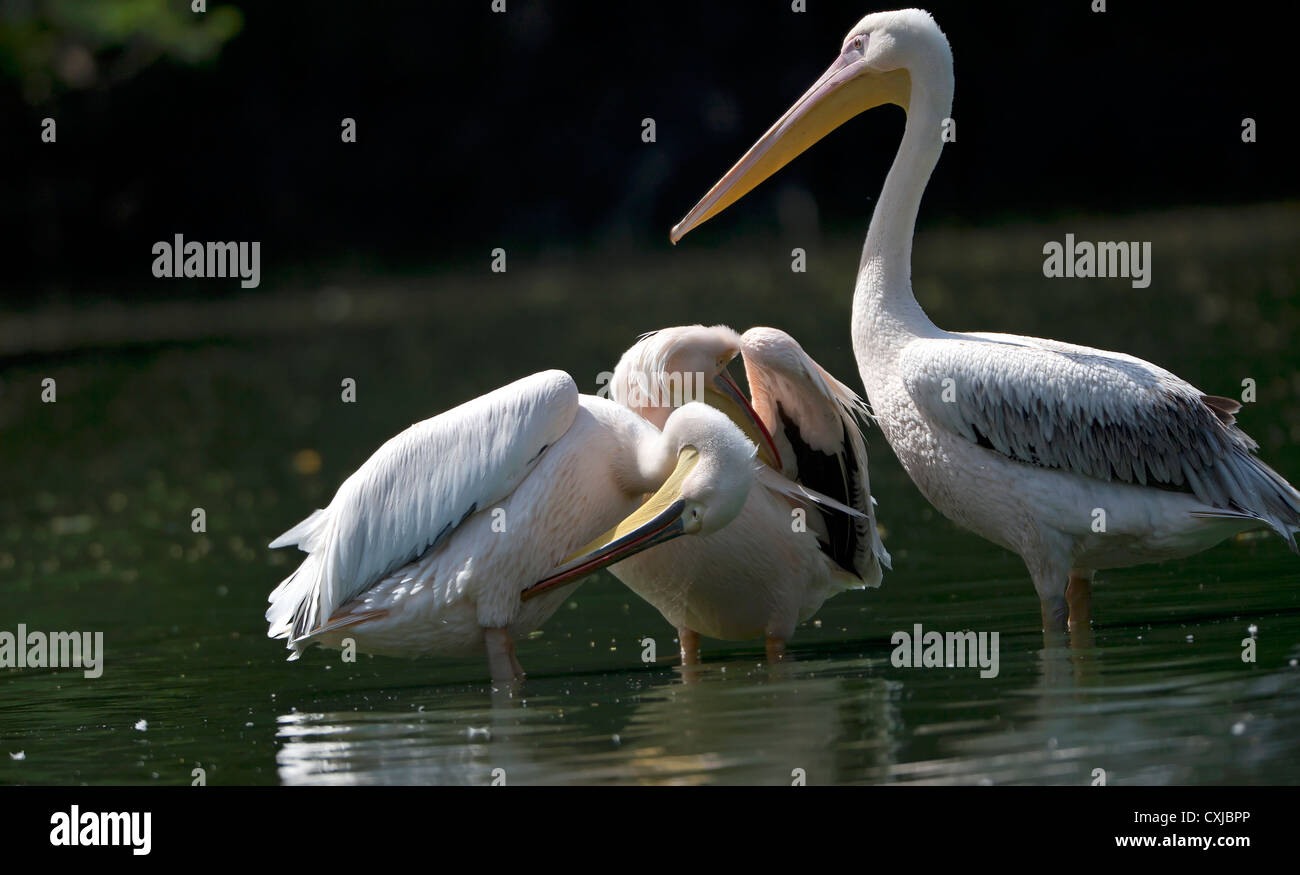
2, 205, 1299, 785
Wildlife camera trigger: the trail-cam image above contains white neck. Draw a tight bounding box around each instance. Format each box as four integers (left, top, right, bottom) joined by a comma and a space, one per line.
851, 65, 954, 367
632, 426, 676, 494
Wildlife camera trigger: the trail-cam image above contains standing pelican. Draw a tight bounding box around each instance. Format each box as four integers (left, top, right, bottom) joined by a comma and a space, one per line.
607, 324, 889, 662
668, 9, 1300, 631
266, 370, 756, 680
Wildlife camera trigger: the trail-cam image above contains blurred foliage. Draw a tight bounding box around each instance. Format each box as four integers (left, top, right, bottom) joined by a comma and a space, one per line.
0, 0, 241, 103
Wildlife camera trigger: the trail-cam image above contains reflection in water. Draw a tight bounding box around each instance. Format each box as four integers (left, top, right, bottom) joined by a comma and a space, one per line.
876, 625, 1300, 785
275, 660, 901, 785
270, 627, 1300, 786
4, 211, 1298, 786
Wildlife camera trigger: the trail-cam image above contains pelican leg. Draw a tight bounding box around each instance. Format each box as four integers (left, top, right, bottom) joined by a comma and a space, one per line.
1027, 549, 1071, 636
765, 636, 787, 663
483, 627, 523, 682
677, 627, 700, 665
1067, 569, 1094, 631
1038, 595, 1068, 634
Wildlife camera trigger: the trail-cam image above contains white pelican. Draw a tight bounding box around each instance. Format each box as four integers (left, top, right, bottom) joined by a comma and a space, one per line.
668, 8, 1300, 631
266, 370, 757, 681
606, 324, 889, 662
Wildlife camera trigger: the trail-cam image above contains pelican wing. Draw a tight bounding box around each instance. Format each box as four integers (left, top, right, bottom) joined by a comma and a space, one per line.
900, 332, 1300, 544
741, 327, 889, 585
267, 369, 581, 646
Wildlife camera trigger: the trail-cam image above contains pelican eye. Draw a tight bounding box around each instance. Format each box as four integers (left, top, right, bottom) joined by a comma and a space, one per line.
851, 35, 866, 54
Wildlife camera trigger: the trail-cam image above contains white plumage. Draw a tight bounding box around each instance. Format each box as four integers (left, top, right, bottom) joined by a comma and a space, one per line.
267, 370, 758, 679
667, 8, 1300, 630
607, 325, 888, 660
901, 332, 1299, 539
267, 370, 578, 645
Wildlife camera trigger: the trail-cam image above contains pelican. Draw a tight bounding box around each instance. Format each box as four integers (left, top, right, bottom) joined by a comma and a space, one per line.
606, 324, 889, 662
668, 8, 1300, 631
266, 370, 757, 681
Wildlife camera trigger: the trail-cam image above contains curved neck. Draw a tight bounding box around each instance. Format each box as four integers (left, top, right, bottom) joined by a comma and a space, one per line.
633, 423, 677, 493
852, 69, 953, 356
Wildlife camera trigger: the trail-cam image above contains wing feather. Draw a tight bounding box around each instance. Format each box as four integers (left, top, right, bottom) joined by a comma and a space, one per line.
901, 332, 1300, 546
267, 369, 580, 645
741, 328, 890, 585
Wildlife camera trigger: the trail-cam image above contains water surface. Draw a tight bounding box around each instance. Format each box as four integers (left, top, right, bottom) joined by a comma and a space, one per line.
3, 205, 1299, 785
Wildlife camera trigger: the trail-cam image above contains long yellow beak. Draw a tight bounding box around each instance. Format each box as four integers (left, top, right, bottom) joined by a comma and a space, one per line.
520, 447, 701, 602
670, 51, 909, 243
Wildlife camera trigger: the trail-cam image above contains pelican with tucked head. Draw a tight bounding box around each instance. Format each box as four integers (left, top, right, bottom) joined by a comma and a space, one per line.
267, 371, 755, 681
669, 8, 1300, 631
607, 324, 889, 663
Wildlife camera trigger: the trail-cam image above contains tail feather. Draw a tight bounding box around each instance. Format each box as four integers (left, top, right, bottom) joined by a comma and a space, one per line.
267, 552, 323, 650
269, 508, 329, 551
1238, 452, 1300, 551
266, 508, 337, 656
1193, 449, 1300, 553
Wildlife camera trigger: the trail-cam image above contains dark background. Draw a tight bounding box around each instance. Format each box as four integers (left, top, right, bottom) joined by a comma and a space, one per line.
1, 0, 1293, 300
3, 3, 1300, 791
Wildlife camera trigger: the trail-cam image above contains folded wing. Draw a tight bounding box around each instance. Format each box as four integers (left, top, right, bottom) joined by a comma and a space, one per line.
741, 327, 890, 586
901, 332, 1300, 546
267, 369, 581, 647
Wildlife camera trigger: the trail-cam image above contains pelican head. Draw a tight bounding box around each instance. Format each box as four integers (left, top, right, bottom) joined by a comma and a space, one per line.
656, 400, 756, 536
670, 8, 952, 244
612, 324, 782, 468
521, 402, 755, 600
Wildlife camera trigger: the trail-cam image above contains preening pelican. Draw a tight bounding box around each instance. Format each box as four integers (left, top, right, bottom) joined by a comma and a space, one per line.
267, 370, 756, 680
607, 324, 889, 662
669, 8, 1300, 631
